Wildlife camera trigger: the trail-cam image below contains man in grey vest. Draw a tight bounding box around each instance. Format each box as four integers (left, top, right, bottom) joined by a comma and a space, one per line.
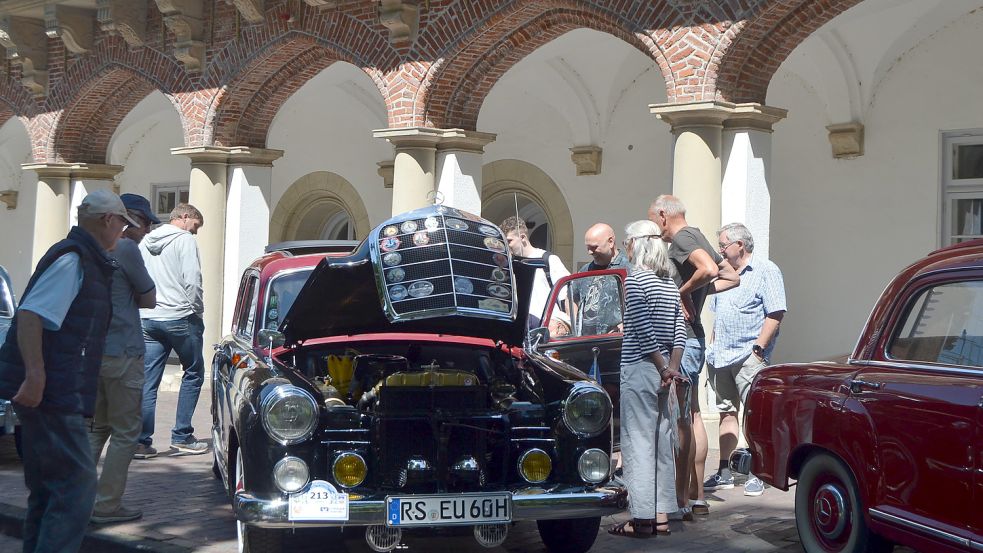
0, 189, 137, 553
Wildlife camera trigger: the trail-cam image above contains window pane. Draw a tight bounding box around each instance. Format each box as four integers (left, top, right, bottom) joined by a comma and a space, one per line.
0, 279, 11, 318
179, 190, 189, 204
264, 270, 314, 330
952, 198, 982, 237
243, 277, 259, 337
954, 144, 983, 179
158, 191, 175, 215
889, 281, 983, 367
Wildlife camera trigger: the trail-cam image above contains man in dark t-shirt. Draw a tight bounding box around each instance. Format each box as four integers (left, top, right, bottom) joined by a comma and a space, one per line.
571, 223, 630, 336
649, 194, 739, 518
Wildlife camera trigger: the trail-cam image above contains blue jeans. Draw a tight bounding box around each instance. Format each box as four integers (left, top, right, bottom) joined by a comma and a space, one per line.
140, 315, 205, 446
680, 336, 706, 387
14, 405, 96, 553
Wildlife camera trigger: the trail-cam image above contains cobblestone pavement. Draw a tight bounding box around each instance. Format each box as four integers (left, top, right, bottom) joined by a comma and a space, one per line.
0, 370, 916, 553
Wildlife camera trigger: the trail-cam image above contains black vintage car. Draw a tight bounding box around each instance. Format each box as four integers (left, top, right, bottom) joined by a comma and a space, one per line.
211, 205, 627, 553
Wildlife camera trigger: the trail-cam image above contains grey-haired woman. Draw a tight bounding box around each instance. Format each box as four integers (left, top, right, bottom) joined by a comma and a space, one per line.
608, 219, 687, 538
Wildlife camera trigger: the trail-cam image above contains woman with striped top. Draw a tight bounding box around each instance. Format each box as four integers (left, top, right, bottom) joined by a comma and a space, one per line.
609, 219, 687, 539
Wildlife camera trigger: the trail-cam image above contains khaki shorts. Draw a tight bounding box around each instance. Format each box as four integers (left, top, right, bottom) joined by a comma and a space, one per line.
708, 354, 766, 413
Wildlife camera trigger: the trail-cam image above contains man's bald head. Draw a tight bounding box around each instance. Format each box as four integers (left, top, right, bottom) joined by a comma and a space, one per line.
584, 223, 618, 267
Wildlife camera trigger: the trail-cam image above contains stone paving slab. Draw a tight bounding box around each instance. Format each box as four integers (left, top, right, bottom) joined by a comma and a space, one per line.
0, 375, 918, 553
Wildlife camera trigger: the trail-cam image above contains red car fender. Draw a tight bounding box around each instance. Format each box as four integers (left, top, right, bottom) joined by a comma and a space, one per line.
746, 365, 879, 505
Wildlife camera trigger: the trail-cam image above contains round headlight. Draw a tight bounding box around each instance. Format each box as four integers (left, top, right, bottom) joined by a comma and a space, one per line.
261, 385, 318, 445
333, 452, 367, 488
518, 448, 552, 483
578, 448, 609, 484
273, 456, 310, 493
562, 382, 611, 438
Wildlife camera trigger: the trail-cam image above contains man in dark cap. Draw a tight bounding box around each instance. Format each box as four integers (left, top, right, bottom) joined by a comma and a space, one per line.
88, 193, 159, 524
0, 189, 137, 552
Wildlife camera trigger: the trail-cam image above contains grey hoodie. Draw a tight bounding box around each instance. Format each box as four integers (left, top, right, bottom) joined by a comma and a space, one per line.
139, 224, 204, 320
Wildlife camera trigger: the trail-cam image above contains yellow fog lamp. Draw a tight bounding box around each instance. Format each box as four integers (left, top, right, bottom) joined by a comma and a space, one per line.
332, 452, 367, 488
518, 448, 552, 483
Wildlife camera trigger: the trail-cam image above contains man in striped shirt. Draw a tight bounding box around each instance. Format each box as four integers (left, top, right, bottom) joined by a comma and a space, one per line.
705, 223, 787, 497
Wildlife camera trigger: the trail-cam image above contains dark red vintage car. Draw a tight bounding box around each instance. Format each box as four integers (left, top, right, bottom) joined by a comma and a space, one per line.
731, 239, 983, 553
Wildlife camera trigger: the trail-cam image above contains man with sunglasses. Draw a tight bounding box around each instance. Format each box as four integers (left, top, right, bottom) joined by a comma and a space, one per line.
705, 222, 786, 498
0, 189, 138, 552
88, 194, 159, 524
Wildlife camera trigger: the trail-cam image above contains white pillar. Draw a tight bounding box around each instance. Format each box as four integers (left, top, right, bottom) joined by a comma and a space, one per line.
435, 129, 495, 214
22, 163, 122, 268
223, 148, 282, 332
721, 105, 786, 260
374, 128, 442, 215
375, 128, 495, 215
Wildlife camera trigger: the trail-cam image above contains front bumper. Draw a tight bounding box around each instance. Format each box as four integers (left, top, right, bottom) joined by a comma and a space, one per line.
0, 400, 17, 435
235, 484, 628, 528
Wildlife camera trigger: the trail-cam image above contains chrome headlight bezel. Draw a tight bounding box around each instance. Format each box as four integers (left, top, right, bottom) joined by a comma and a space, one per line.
332, 451, 368, 489
562, 382, 612, 438
260, 385, 319, 445
273, 456, 310, 493
577, 448, 610, 484
517, 448, 552, 484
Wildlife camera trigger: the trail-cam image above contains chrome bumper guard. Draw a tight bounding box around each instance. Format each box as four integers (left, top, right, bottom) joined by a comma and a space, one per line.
729, 448, 752, 475
0, 400, 17, 435
234, 484, 628, 528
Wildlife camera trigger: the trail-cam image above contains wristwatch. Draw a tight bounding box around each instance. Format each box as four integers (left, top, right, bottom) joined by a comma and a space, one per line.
752, 344, 765, 358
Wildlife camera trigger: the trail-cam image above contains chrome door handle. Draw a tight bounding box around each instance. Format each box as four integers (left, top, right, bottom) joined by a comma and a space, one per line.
848, 379, 883, 394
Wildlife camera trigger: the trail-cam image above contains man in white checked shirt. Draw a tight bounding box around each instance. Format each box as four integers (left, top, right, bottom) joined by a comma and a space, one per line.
704, 223, 787, 498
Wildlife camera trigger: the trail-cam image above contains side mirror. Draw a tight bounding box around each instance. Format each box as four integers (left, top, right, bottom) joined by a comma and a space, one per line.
257, 329, 285, 350
525, 327, 550, 350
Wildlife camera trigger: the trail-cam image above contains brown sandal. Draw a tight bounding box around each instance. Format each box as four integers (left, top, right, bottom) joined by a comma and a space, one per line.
607, 519, 654, 539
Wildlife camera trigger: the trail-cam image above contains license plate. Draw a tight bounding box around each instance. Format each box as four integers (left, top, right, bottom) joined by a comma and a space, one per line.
386, 493, 511, 526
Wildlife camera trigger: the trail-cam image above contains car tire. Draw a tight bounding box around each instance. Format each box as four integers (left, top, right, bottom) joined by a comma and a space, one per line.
233, 446, 284, 553
795, 453, 893, 553
536, 517, 600, 553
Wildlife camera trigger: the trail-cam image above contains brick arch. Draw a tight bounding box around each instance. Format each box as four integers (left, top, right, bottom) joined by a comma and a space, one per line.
0, 74, 37, 127
204, 5, 397, 148
41, 37, 190, 163
713, 0, 864, 103
416, 4, 677, 130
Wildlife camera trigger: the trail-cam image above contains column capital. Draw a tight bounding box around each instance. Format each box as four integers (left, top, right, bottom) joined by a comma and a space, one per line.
650, 101, 786, 132
170, 146, 284, 166
373, 127, 496, 152
22, 162, 123, 180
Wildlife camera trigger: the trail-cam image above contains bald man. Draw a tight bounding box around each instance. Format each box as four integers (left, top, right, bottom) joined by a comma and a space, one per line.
570, 223, 630, 336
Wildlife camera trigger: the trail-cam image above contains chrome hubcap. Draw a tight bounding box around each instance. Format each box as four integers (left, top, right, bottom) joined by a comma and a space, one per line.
813, 483, 847, 540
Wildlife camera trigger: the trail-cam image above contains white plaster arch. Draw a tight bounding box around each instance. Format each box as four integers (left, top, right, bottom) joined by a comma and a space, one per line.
271, 171, 370, 242
268, 61, 392, 230
482, 159, 574, 269
108, 90, 188, 202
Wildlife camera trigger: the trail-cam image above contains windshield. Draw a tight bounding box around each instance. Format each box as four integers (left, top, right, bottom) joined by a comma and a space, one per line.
263, 269, 314, 331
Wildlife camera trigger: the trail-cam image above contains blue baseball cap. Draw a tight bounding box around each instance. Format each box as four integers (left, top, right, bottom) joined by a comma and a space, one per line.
120, 193, 161, 225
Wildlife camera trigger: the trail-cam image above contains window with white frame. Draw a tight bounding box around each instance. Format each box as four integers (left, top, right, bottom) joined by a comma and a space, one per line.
152, 182, 189, 222
942, 132, 983, 245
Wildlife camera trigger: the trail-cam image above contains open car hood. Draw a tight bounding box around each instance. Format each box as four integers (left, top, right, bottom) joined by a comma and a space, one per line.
280, 205, 536, 347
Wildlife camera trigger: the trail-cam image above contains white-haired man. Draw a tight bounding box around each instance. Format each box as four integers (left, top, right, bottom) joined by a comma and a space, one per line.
706, 222, 786, 497
648, 194, 739, 517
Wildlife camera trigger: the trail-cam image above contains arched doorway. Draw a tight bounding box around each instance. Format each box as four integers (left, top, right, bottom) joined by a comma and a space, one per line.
271, 171, 370, 242
482, 159, 574, 269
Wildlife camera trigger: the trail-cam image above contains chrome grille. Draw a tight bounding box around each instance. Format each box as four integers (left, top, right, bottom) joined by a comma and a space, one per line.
371, 206, 516, 323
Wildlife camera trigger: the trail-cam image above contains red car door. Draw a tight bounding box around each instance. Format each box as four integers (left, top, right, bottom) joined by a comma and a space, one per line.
859, 274, 983, 546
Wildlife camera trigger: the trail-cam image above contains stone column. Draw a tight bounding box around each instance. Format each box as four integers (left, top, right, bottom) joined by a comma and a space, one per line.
721, 104, 787, 260
224, 148, 283, 332
374, 128, 443, 215
22, 163, 123, 268
170, 147, 232, 361
650, 102, 732, 239
68, 165, 123, 228
434, 129, 495, 214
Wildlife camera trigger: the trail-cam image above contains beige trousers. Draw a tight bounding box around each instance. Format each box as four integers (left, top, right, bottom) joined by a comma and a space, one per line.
88, 355, 144, 513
